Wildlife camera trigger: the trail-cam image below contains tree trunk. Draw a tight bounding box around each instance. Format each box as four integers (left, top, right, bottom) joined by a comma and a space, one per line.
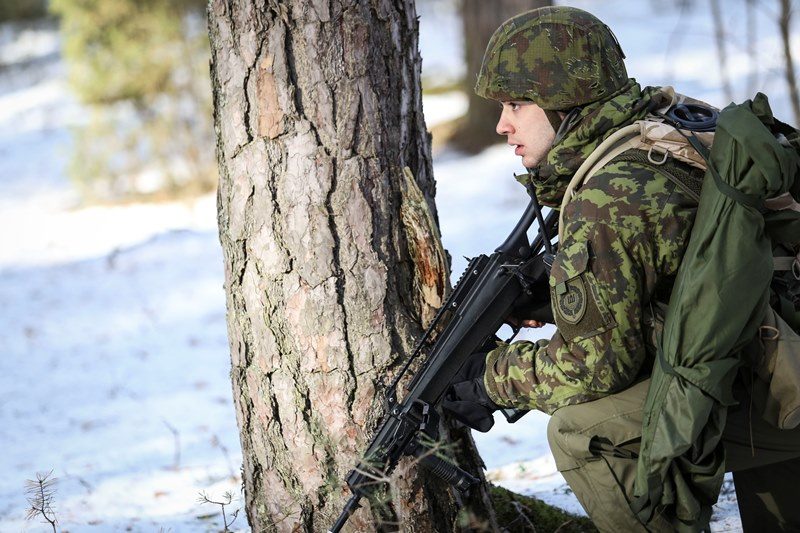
207, 1, 497, 531
450, 0, 550, 154
710, 0, 734, 104
779, 0, 800, 126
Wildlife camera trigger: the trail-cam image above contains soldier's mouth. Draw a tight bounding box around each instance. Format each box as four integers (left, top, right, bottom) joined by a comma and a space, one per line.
514, 145, 524, 156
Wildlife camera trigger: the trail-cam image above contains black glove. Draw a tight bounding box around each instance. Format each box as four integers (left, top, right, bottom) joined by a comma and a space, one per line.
507, 255, 554, 325
508, 281, 554, 324
441, 350, 502, 432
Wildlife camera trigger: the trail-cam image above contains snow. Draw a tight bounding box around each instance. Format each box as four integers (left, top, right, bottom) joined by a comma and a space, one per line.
3, 1, 797, 530
0, 19, 243, 533
417, 0, 464, 86
420, 91, 468, 131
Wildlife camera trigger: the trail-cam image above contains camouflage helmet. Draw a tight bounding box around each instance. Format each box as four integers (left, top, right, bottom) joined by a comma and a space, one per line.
475, 6, 628, 110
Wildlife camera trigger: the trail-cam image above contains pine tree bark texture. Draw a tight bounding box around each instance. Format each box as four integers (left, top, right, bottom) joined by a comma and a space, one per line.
452, 0, 550, 153
208, 1, 497, 531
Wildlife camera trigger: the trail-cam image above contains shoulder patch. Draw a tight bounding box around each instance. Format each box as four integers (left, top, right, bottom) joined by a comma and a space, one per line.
557, 278, 587, 324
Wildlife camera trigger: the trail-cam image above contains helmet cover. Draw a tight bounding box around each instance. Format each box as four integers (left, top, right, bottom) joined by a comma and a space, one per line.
475, 6, 628, 110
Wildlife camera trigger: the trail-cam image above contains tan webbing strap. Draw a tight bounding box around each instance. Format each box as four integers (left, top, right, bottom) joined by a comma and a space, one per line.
558, 123, 642, 242
557, 87, 715, 242
766, 193, 800, 278
774, 256, 796, 271
582, 136, 643, 185
653, 86, 680, 114
765, 192, 800, 213
774, 247, 800, 279
610, 149, 704, 203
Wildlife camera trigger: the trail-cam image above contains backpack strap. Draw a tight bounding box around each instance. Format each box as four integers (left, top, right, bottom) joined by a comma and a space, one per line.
765, 192, 800, 213
774, 256, 798, 271
581, 135, 644, 185
608, 150, 704, 204
558, 123, 641, 242
557, 120, 710, 241
774, 248, 800, 276
683, 133, 768, 213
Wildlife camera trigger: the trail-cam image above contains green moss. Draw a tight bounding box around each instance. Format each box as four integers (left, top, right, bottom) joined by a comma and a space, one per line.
489, 484, 597, 533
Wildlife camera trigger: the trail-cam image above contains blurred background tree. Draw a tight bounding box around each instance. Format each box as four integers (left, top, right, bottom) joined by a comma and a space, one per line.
425, 0, 798, 152
50, 0, 215, 202
449, 0, 551, 154
0, 0, 48, 22
40, 0, 799, 200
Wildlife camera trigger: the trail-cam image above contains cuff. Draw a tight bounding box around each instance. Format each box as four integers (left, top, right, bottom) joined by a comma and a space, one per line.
484, 345, 512, 408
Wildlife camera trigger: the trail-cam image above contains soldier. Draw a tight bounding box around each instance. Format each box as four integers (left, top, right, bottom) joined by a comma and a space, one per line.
442, 6, 800, 532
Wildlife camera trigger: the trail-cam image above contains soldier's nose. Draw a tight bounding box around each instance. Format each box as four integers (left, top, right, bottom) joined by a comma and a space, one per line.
496, 116, 513, 136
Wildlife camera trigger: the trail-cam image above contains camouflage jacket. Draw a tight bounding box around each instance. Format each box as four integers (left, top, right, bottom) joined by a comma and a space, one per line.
484, 81, 701, 414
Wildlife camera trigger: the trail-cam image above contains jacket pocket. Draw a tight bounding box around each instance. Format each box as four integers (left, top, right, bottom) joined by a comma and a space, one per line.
549, 240, 616, 343
752, 306, 800, 429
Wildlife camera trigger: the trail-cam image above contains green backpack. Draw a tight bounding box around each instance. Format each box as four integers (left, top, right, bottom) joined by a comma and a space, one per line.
565, 90, 800, 530
638, 94, 799, 530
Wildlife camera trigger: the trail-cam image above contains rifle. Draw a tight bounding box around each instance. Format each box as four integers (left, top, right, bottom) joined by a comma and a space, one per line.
329, 190, 557, 533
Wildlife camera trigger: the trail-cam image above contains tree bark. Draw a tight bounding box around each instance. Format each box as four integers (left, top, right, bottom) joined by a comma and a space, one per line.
208, 1, 497, 531
450, 0, 550, 154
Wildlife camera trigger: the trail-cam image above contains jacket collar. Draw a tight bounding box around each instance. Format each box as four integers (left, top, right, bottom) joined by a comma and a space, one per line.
525, 80, 659, 206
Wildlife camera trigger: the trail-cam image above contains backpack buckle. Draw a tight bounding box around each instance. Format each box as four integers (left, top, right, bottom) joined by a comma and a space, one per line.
647, 145, 669, 165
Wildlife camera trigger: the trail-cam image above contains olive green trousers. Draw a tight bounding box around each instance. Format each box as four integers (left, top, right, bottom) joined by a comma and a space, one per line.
547, 379, 800, 532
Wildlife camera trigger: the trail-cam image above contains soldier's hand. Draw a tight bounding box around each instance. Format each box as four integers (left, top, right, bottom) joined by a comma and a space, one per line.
505, 315, 546, 329
508, 274, 554, 325
441, 351, 500, 432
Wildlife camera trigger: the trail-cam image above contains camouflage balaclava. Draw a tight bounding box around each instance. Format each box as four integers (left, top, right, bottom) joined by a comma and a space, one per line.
475, 6, 628, 111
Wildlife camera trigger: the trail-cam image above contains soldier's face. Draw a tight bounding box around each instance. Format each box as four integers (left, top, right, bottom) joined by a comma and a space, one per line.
496, 101, 556, 169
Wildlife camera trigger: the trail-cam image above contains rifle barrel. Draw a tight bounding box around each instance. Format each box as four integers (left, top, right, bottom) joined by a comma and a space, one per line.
329, 494, 361, 533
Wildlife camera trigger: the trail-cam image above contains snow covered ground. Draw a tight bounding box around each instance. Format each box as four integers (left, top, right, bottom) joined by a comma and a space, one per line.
0, 18, 244, 533
2, 1, 797, 531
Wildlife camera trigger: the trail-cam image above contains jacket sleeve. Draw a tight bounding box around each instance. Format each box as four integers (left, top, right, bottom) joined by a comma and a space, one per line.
484, 168, 695, 414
